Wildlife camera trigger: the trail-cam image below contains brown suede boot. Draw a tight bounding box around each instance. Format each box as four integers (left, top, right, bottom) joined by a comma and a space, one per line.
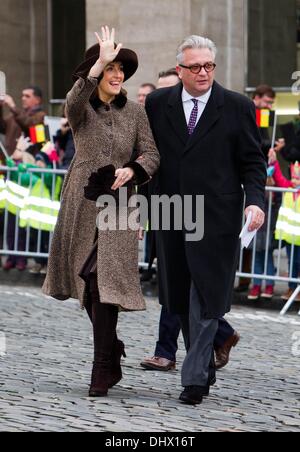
88, 276, 119, 397
109, 339, 126, 388
86, 305, 125, 390
89, 361, 111, 397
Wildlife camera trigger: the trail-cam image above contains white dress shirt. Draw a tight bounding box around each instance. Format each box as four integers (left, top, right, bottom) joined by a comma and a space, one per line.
182, 87, 212, 127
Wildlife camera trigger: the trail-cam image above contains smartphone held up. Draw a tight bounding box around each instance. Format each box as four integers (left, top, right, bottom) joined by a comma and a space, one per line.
0, 71, 6, 102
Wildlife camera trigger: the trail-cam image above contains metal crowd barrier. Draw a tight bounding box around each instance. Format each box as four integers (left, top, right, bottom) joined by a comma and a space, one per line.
0, 165, 299, 316
0, 165, 67, 260
237, 186, 300, 316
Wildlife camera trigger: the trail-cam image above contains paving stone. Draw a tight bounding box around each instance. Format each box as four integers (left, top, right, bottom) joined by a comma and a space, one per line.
0, 284, 299, 432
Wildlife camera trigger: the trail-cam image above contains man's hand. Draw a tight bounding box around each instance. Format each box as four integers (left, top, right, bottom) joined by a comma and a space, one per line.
245, 206, 265, 232
111, 167, 134, 191
2, 94, 16, 110
274, 138, 285, 153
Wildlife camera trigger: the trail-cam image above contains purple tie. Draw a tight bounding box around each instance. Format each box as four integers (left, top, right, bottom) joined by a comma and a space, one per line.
187, 99, 198, 135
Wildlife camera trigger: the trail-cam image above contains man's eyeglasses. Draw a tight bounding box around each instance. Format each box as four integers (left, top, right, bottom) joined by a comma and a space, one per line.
179, 62, 216, 74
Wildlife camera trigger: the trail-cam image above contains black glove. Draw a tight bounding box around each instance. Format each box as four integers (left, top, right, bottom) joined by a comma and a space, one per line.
84, 164, 134, 202
84, 165, 117, 201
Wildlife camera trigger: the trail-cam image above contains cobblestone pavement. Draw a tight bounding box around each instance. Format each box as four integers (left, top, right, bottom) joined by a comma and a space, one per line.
0, 284, 299, 432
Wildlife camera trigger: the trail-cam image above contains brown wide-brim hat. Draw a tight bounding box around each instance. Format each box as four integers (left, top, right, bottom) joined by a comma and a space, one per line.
72, 43, 138, 83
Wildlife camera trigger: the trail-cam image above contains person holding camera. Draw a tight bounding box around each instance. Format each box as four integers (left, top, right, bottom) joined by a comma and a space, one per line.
0, 86, 46, 156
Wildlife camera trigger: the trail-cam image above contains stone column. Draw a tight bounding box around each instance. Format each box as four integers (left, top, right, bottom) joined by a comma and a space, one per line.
0, 0, 49, 106
190, 0, 246, 92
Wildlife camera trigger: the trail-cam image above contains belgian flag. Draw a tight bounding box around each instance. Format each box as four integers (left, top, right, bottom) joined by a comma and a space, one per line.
29, 124, 50, 144
256, 109, 275, 128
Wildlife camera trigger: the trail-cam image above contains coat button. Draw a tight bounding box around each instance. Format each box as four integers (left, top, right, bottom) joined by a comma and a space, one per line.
107, 121, 112, 126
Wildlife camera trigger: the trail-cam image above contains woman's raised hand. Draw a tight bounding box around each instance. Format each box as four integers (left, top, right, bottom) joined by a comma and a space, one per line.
89, 26, 122, 78
96, 26, 122, 66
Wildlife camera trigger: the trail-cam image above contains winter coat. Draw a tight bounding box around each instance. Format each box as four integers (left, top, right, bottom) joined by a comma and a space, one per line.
42, 76, 160, 311
145, 81, 266, 318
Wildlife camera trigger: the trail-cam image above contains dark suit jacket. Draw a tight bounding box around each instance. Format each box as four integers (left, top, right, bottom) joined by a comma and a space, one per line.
281, 127, 300, 163
145, 81, 266, 318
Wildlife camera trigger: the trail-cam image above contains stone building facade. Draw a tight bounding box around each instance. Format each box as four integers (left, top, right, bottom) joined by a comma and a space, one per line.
0, 0, 297, 108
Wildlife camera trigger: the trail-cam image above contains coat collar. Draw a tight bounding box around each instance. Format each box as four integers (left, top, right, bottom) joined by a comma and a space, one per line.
90, 89, 128, 111
167, 81, 225, 153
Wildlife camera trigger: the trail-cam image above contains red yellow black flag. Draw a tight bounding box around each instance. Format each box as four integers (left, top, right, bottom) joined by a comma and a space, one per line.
29, 124, 50, 144
256, 109, 275, 128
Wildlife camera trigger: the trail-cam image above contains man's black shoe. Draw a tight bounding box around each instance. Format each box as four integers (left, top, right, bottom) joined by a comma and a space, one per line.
181, 374, 216, 401
179, 386, 207, 405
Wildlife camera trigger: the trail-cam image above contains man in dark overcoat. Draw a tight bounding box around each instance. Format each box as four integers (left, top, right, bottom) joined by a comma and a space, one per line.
145, 35, 266, 405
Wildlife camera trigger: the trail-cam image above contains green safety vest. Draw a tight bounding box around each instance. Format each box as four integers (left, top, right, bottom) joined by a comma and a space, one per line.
0, 176, 62, 232
0, 178, 30, 215
0, 177, 5, 210
275, 192, 300, 246
19, 177, 62, 232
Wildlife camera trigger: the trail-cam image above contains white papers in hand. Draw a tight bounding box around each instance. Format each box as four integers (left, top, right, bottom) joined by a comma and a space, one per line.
239, 212, 257, 249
